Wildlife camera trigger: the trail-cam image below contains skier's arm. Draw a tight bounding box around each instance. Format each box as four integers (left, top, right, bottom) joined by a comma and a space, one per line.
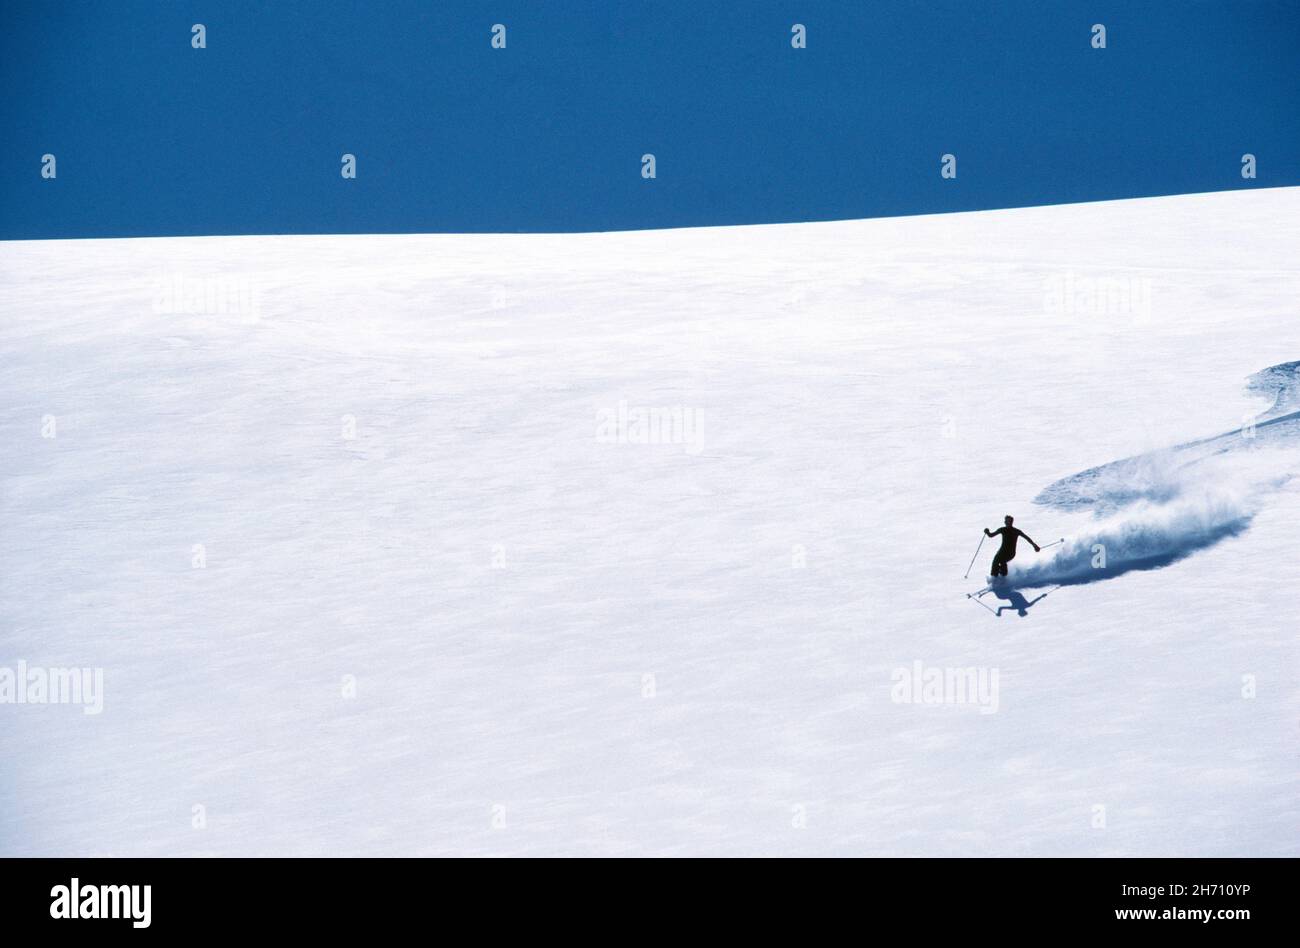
984, 527, 1001, 538
1020, 530, 1040, 552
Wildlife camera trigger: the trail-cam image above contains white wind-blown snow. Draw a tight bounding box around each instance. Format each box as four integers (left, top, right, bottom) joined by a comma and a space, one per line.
1, 189, 1298, 856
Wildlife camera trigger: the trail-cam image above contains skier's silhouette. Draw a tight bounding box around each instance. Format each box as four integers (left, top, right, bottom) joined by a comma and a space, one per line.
985, 515, 1039, 578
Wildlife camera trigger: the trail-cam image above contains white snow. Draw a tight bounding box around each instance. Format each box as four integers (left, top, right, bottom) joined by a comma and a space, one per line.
1, 188, 1298, 856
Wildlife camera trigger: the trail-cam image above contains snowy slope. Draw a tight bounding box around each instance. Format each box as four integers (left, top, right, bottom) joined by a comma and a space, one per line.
1, 189, 1298, 856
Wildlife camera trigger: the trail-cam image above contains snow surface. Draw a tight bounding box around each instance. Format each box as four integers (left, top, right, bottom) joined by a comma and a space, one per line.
1, 189, 1298, 856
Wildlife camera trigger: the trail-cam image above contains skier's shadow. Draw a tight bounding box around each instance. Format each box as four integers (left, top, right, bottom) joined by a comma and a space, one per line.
971, 584, 1059, 618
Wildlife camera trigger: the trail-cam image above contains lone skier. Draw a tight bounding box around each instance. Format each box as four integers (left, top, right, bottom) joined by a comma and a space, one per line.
985, 515, 1039, 578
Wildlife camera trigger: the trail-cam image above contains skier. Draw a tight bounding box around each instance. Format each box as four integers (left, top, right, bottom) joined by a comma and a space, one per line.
985, 515, 1039, 579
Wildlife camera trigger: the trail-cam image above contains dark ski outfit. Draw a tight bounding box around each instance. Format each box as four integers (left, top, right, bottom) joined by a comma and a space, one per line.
986, 526, 1039, 577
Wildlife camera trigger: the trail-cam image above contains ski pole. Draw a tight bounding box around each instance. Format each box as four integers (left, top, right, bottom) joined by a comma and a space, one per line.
963, 534, 986, 579
1039, 537, 1065, 551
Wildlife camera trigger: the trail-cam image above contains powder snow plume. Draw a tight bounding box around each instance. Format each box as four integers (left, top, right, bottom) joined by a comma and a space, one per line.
1012, 362, 1300, 588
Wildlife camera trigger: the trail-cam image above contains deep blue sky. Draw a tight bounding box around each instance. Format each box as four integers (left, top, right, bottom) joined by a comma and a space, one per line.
3, 1, 1297, 238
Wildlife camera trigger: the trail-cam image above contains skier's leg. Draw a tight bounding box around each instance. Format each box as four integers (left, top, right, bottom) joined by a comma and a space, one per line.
998, 549, 1016, 577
